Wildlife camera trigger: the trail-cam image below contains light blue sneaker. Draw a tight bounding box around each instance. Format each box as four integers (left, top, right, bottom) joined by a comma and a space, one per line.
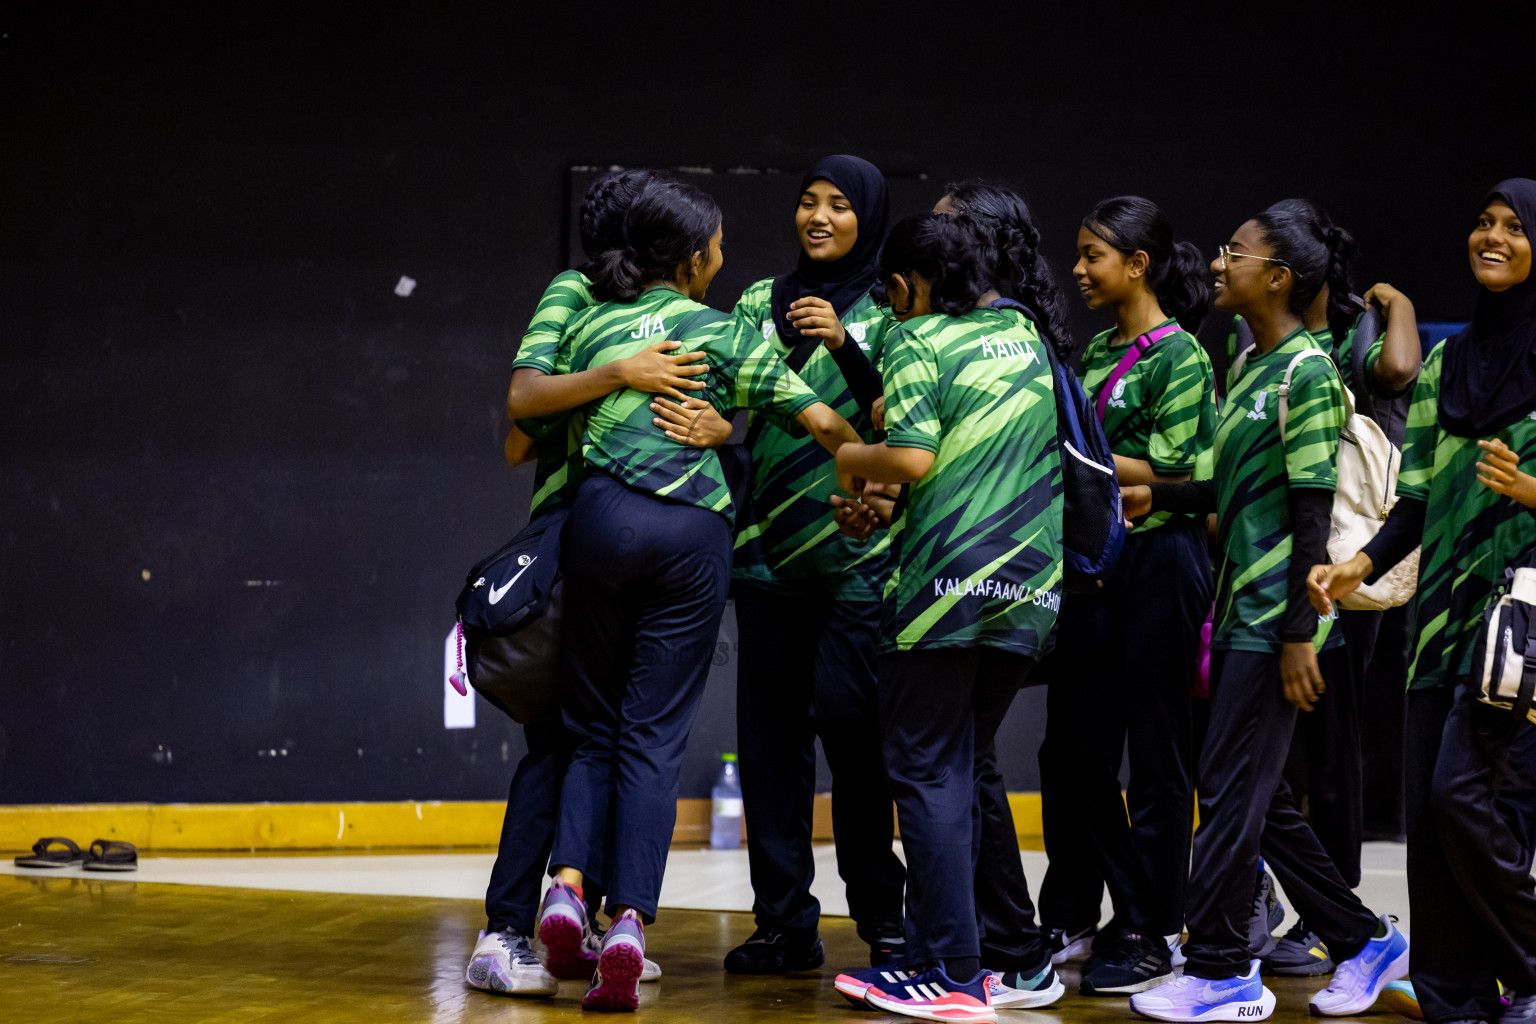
1130, 959, 1275, 1022
1308, 915, 1409, 1017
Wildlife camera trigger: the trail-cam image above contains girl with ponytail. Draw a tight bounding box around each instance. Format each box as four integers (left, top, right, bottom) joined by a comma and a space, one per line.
829, 212, 1067, 1018
503, 169, 734, 508
527, 176, 864, 1012
1121, 207, 1408, 1024
469, 168, 732, 999
1033, 196, 1218, 995
1242, 201, 1423, 975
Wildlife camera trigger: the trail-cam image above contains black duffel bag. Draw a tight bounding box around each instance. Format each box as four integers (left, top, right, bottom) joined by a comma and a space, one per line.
450, 509, 567, 724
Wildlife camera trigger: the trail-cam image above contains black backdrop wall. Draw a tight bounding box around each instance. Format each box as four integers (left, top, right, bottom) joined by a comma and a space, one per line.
3, 7, 1533, 805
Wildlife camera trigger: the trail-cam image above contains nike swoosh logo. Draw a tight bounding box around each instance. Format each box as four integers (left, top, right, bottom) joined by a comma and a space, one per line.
488, 557, 536, 605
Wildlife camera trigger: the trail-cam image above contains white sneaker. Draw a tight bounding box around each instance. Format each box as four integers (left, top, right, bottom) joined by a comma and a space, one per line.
1308, 916, 1410, 1017
465, 929, 559, 997
641, 956, 662, 983
986, 963, 1066, 1009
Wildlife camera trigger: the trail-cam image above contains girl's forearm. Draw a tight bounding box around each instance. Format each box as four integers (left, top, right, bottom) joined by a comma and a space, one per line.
506, 365, 624, 420
837, 441, 934, 484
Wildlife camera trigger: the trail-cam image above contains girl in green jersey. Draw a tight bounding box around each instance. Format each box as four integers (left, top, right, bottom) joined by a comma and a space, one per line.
1037, 195, 1217, 994
531, 178, 860, 1013
831, 212, 1066, 1023
715, 155, 908, 975
1311, 179, 1536, 1024
1124, 202, 1406, 1023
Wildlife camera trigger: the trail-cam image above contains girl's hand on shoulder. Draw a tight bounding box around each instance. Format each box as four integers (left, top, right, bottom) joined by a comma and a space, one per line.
650, 396, 731, 448
620, 340, 709, 400
1280, 641, 1326, 712
787, 297, 847, 350
1477, 438, 1536, 508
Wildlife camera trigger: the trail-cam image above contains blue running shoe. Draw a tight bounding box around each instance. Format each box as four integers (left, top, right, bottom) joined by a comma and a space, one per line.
865, 964, 995, 1023
1308, 915, 1409, 1016
835, 964, 922, 1008
1130, 959, 1276, 1022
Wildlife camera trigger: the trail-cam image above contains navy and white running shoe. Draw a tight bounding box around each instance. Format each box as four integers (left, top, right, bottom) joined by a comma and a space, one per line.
835, 964, 921, 1007
866, 963, 996, 1023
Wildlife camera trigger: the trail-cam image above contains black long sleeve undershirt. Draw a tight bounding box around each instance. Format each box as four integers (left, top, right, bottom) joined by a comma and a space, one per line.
1282, 489, 1332, 643
1147, 479, 1216, 515
1360, 497, 1427, 585
828, 340, 884, 422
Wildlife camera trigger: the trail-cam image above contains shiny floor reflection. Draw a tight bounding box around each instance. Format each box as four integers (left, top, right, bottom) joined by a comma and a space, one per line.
0, 872, 1403, 1023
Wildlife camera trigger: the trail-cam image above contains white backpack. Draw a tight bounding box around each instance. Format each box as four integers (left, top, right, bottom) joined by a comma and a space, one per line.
1243, 346, 1420, 610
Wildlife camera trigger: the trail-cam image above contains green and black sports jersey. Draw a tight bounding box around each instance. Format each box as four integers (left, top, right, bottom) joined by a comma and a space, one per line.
1397, 342, 1536, 690
544, 286, 821, 526
1212, 327, 1347, 653
1227, 315, 1393, 399
730, 278, 893, 601
1079, 318, 1217, 534
510, 270, 598, 520
880, 306, 1063, 655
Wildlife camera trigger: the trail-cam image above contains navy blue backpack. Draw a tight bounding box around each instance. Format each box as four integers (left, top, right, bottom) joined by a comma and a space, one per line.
992, 299, 1125, 592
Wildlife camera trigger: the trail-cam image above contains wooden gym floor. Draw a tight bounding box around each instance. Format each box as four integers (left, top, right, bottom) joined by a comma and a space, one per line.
0, 870, 1402, 1024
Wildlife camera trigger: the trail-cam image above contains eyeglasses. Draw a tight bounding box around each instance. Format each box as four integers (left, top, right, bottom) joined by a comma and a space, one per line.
1217, 244, 1293, 273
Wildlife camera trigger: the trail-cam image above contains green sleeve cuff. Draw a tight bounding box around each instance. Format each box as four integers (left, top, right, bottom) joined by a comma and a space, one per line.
885, 431, 939, 454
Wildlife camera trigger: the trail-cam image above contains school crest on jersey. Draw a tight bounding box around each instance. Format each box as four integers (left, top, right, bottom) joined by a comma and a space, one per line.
1108, 378, 1128, 409
1248, 389, 1269, 421
848, 322, 868, 349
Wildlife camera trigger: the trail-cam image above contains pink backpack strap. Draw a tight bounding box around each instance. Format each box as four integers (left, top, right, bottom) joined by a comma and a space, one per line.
1094, 323, 1183, 422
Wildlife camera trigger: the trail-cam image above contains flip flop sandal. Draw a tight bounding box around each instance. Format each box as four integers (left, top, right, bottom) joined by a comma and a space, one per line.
13, 836, 85, 869
82, 839, 138, 872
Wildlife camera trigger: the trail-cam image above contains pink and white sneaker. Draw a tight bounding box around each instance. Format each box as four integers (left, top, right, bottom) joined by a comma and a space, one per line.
535, 879, 598, 980
583, 909, 645, 1012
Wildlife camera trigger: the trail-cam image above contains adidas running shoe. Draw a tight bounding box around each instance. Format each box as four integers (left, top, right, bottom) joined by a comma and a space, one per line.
866, 963, 995, 1023
1262, 919, 1333, 976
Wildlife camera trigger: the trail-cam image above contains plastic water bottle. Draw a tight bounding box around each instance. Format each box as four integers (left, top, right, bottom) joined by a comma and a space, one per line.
710, 753, 743, 849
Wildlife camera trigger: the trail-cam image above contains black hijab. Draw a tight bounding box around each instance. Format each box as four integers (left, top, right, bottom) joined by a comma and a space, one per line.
1439, 178, 1536, 437
769, 155, 889, 347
